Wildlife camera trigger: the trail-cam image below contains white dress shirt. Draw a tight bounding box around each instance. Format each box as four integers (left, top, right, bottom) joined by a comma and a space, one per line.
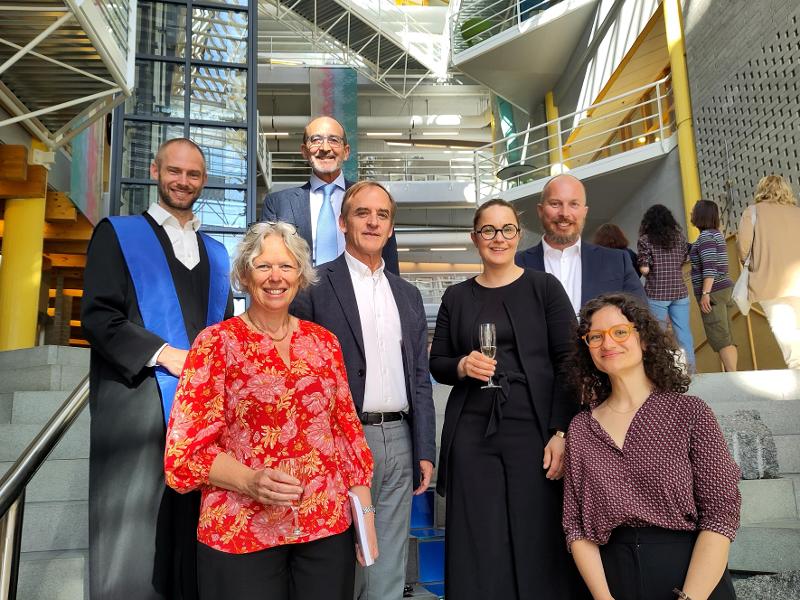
145, 202, 202, 366
344, 251, 409, 413
309, 172, 346, 262
542, 237, 582, 314
147, 202, 201, 269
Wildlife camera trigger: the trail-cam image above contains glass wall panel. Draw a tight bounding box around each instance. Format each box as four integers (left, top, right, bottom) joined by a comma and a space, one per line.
190, 66, 247, 123
119, 183, 158, 216
126, 60, 186, 118
122, 122, 184, 179
195, 188, 247, 228
191, 8, 248, 64
191, 126, 247, 185
137, 1, 187, 57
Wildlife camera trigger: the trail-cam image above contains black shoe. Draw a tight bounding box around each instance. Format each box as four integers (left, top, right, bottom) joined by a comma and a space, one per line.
403, 584, 415, 597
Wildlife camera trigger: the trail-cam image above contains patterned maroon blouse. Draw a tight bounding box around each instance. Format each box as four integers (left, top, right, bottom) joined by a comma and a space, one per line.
563, 390, 741, 549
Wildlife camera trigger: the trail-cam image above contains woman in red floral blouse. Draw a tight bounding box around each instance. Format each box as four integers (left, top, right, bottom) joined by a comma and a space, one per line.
564, 293, 740, 600
164, 221, 376, 600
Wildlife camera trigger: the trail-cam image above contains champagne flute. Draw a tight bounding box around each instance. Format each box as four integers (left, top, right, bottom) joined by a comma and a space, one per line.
277, 457, 304, 538
479, 323, 499, 389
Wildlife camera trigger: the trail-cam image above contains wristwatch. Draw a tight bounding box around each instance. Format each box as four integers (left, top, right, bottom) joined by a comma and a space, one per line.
361, 505, 376, 515
553, 430, 566, 439
701, 291, 711, 296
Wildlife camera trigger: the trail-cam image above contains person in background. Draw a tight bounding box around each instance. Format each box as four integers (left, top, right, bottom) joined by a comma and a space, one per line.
515, 174, 645, 314
592, 223, 639, 275
431, 199, 584, 599
637, 204, 695, 372
564, 293, 741, 600
689, 200, 737, 372
737, 174, 800, 369
164, 221, 376, 600
261, 116, 399, 273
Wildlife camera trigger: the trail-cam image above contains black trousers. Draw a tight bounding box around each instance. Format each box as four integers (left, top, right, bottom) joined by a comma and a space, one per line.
600, 527, 737, 600
196, 528, 355, 600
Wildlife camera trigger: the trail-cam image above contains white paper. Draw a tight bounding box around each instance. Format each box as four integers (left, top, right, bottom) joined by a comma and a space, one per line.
348, 490, 375, 566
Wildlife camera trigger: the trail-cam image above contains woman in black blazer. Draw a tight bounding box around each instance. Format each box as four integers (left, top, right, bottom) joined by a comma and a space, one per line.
430, 199, 582, 600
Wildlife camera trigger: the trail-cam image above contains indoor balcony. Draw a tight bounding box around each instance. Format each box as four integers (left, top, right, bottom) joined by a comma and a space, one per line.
473, 74, 678, 234
450, 0, 599, 111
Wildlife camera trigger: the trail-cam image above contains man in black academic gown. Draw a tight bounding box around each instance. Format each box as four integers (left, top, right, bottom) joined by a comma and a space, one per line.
81, 138, 232, 600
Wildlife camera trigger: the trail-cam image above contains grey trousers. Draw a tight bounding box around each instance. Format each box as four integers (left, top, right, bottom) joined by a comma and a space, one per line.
354, 419, 414, 600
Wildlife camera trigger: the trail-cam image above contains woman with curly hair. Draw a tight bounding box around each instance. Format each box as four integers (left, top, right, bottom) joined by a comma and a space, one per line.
637, 205, 694, 372
737, 174, 800, 368
563, 293, 741, 600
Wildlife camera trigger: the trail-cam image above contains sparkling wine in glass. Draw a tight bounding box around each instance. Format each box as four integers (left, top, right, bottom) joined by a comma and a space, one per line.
479, 323, 499, 389
278, 458, 304, 538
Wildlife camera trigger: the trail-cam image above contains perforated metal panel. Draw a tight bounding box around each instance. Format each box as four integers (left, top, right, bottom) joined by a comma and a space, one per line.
688, 5, 800, 234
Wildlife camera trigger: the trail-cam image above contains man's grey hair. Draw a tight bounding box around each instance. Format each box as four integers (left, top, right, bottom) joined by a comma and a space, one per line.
231, 221, 318, 293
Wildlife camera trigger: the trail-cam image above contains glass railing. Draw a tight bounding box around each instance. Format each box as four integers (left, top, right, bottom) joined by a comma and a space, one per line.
451, 0, 565, 55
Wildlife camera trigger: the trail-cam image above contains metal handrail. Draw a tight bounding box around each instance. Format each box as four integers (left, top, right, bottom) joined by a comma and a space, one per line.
0, 374, 90, 600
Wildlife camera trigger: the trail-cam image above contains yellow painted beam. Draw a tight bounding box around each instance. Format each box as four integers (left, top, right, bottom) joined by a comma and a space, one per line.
48, 288, 84, 298
45, 191, 77, 223
663, 0, 701, 241
0, 195, 47, 350
545, 91, 564, 173
0, 146, 28, 181
0, 216, 94, 242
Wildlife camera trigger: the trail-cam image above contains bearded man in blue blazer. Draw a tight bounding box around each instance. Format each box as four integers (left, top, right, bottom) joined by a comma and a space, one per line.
292, 181, 435, 600
515, 173, 645, 312
261, 115, 399, 274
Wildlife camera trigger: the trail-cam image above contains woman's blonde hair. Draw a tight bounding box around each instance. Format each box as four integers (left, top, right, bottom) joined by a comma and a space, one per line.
753, 174, 798, 206
231, 221, 318, 293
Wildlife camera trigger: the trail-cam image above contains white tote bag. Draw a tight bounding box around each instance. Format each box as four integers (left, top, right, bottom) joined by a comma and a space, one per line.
733, 206, 756, 315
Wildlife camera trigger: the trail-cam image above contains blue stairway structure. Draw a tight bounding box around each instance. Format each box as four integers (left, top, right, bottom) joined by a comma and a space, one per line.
408, 489, 445, 598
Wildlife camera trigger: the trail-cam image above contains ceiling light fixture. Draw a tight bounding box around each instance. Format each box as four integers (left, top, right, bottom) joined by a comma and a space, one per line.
366, 132, 404, 137
422, 131, 459, 136
429, 247, 467, 252
386, 141, 412, 147
260, 132, 290, 136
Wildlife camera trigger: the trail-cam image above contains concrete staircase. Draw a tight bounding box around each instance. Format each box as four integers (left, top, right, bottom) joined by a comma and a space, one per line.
689, 370, 800, 573
0, 345, 90, 600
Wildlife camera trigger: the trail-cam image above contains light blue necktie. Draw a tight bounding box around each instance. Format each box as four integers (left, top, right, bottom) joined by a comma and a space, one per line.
315, 182, 339, 265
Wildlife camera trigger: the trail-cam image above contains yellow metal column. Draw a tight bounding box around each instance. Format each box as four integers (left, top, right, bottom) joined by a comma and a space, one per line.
663, 0, 701, 241
0, 144, 48, 350
545, 92, 563, 174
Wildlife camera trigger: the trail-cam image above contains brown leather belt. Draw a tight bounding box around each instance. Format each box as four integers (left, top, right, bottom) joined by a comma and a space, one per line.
359, 411, 405, 425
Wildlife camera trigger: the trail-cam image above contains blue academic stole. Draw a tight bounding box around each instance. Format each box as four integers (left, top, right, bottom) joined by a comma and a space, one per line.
109, 215, 229, 422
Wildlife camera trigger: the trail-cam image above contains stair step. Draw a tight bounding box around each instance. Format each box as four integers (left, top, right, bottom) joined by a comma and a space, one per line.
690, 370, 800, 403
775, 434, 800, 474
0, 346, 89, 371
740, 478, 798, 525
0, 423, 89, 461
20, 500, 88, 553
0, 391, 88, 425
0, 364, 87, 393
0, 459, 89, 503
709, 400, 800, 436
420, 582, 445, 599
730, 519, 800, 573
18, 550, 87, 600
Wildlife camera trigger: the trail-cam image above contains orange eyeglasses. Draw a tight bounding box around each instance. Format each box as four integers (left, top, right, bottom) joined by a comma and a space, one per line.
581, 323, 636, 348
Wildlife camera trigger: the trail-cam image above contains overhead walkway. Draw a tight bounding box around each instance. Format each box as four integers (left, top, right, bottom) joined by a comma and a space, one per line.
451, 0, 599, 111
0, 0, 135, 148
259, 0, 446, 98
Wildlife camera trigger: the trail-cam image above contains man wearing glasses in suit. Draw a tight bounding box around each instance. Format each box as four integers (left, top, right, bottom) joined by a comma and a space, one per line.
261, 116, 400, 274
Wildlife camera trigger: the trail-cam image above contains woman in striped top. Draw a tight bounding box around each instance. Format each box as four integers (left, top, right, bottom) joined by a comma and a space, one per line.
689, 200, 737, 372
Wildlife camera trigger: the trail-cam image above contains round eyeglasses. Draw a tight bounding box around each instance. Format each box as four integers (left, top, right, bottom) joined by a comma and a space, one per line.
475, 224, 520, 240
305, 134, 345, 150
581, 323, 636, 348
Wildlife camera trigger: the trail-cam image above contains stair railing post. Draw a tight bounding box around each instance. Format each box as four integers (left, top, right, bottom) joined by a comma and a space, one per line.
0, 491, 25, 600
656, 79, 666, 146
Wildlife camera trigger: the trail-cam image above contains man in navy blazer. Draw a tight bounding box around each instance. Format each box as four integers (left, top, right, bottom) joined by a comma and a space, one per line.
292, 181, 435, 600
515, 174, 645, 311
261, 116, 400, 274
